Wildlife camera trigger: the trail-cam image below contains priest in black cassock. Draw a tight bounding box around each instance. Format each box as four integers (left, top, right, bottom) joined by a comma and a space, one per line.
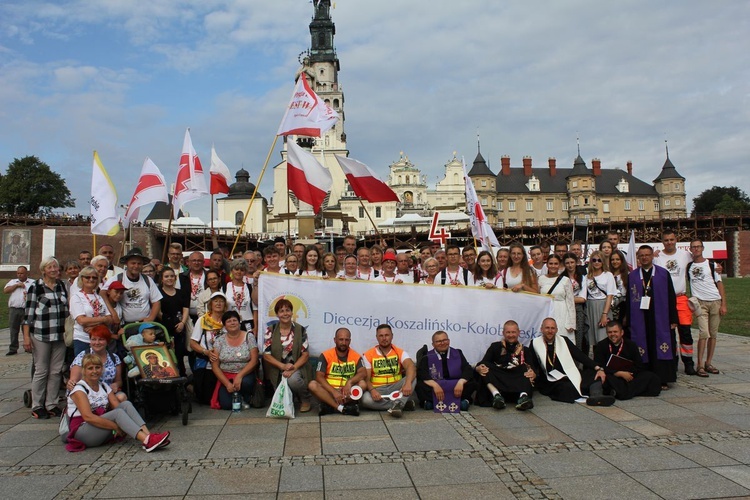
594, 321, 662, 400
625, 245, 678, 389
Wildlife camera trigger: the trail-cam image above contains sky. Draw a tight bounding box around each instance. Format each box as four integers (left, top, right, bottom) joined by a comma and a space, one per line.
1, 0, 748, 224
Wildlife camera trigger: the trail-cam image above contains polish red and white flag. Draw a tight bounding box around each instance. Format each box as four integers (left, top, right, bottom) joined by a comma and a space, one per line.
173, 128, 208, 218
123, 157, 169, 228
277, 73, 338, 137
286, 141, 332, 214
209, 145, 231, 195
463, 157, 500, 253
335, 155, 399, 203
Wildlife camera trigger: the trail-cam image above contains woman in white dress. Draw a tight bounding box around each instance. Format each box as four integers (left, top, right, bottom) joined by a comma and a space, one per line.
538, 255, 576, 341
583, 250, 616, 351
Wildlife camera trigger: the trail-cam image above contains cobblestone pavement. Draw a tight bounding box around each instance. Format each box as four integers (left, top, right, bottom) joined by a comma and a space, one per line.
1, 330, 748, 499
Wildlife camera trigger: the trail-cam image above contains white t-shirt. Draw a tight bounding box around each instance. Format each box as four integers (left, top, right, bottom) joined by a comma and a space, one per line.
395, 272, 414, 284
190, 316, 224, 351
102, 274, 162, 323
583, 272, 616, 300
69, 291, 111, 344
225, 281, 254, 323
67, 380, 111, 417
438, 267, 473, 286
654, 249, 692, 294
688, 260, 722, 301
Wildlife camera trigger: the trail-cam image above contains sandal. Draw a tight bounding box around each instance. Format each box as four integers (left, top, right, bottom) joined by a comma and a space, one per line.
696, 367, 709, 378
31, 408, 50, 419
661, 384, 670, 391
47, 407, 62, 418
705, 364, 720, 374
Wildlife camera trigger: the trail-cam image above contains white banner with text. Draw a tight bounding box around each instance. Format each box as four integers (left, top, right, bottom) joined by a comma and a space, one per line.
258, 273, 554, 364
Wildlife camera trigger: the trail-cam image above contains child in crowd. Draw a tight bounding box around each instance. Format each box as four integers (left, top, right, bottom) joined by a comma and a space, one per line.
124, 323, 161, 378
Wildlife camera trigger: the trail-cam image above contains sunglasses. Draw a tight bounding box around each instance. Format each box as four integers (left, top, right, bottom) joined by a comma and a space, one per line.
82, 276, 99, 280
590, 258, 603, 263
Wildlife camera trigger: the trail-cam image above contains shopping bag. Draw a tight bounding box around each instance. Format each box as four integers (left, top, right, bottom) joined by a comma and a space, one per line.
266, 377, 295, 419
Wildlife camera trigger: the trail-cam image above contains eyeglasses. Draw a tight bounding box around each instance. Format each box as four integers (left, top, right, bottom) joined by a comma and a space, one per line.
590, 258, 602, 263
82, 276, 98, 280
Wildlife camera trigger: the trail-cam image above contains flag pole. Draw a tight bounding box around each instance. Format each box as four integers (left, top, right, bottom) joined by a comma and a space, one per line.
210, 194, 214, 236
357, 198, 384, 243
161, 202, 174, 265
231, 135, 279, 256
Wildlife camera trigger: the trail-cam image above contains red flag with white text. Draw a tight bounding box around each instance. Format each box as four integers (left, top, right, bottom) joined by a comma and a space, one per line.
277, 74, 339, 137
335, 155, 399, 203
209, 145, 231, 195
173, 128, 208, 218
123, 157, 169, 228
287, 141, 332, 214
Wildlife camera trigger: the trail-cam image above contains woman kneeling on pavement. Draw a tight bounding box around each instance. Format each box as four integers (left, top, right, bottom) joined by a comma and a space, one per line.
65, 354, 171, 452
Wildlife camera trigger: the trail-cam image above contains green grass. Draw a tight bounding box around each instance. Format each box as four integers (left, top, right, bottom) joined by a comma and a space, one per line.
718, 278, 750, 337
0, 279, 8, 329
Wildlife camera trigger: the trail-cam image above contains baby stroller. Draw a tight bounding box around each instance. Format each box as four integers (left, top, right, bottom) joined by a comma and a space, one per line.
122, 321, 192, 425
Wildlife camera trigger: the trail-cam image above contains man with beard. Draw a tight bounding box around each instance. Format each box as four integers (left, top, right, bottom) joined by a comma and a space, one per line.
308, 328, 365, 416
475, 321, 537, 411
417, 331, 477, 411
593, 321, 661, 400
531, 318, 614, 406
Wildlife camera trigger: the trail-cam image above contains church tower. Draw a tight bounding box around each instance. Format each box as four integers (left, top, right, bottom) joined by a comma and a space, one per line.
269, 0, 351, 237
653, 143, 687, 219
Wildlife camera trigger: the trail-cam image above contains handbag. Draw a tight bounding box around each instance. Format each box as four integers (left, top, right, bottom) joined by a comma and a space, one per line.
266, 377, 295, 419
64, 316, 75, 347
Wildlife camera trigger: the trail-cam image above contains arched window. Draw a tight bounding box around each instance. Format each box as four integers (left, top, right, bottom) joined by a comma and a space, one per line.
333, 98, 340, 109
235, 211, 244, 225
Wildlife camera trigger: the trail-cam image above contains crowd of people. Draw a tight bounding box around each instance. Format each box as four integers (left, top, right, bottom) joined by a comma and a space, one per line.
4, 229, 728, 447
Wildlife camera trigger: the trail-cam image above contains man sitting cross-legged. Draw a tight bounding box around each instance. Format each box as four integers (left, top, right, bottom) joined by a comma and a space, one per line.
308, 328, 366, 416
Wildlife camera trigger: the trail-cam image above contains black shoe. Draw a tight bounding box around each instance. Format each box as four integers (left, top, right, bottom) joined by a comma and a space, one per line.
5, 351, 17, 356
515, 395, 534, 411
342, 403, 360, 416
424, 401, 434, 411
403, 399, 416, 411
32, 408, 49, 419
684, 361, 697, 376
586, 395, 615, 407
318, 404, 335, 416
492, 394, 506, 410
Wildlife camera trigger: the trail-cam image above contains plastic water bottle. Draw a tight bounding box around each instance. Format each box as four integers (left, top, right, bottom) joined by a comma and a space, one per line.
232, 392, 241, 413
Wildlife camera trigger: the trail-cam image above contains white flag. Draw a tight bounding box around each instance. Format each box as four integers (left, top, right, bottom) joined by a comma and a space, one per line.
287, 141, 332, 213
123, 158, 169, 228
277, 73, 339, 137
90, 151, 120, 236
173, 128, 208, 218
463, 157, 500, 253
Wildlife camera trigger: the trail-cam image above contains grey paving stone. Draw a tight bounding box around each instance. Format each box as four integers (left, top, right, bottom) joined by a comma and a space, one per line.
323, 463, 411, 490
417, 482, 516, 500
676, 401, 749, 416
521, 450, 619, 479
278, 493, 324, 500
667, 443, 741, 467
323, 435, 397, 454
553, 422, 642, 441
137, 424, 221, 461
630, 467, 750, 500
486, 421, 574, 445
546, 473, 661, 500
596, 446, 700, 472
188, 467, 281, 495
474, 409, 549, 429
278, 465, 323, 492
386, 419, 472, 452
207, 437, 284, 458
0, 473, 76, 500
531, 404, 614, 425
321, 419, 387, 437
702, 439, 750, 463
711, 465, 750, 489
326, 488, 418, 499
406, 458, 500, 486
651, 415, 739, 434
0, 445, 36, 466
0, 428, 58, 447
185, 495, 275, 500
98, 470, 198, 498
20, 442, 107, 465
712, 413, 750, 429
623, 401, 702, 419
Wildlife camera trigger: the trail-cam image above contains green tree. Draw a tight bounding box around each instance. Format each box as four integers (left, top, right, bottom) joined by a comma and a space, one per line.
692, 186, 750, 216
0, 156, 75, 215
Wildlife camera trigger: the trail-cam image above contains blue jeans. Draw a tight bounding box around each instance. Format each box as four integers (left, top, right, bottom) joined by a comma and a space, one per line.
217, 373, 256, 410
73, 340, 90, 358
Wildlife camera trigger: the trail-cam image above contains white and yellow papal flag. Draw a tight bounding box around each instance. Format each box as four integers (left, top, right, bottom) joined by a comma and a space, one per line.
90, 151, 120, 236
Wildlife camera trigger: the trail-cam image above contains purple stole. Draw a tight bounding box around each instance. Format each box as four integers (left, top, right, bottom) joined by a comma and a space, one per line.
628, 266, 673, 362
427, 347, 463, 414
